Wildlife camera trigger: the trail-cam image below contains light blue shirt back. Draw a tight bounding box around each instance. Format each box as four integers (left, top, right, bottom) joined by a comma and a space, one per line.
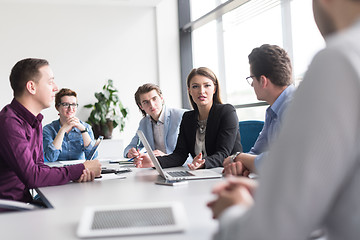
249, 85, 296, 170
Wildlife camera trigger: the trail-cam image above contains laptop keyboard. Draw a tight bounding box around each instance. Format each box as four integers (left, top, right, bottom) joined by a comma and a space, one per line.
167, 171, 194, 177
91, 207, 175, 230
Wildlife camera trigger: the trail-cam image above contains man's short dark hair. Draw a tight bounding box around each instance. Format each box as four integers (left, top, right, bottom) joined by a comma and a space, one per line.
9, 58, 49, 98
134, 83, 163, 117
248, 44, 293, 86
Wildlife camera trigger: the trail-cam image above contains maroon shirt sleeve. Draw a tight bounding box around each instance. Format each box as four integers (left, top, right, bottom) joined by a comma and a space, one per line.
0, 109, 84, 201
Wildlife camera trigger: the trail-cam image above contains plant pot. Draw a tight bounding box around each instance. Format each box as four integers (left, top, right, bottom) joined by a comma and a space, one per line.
92, 120, 114, 139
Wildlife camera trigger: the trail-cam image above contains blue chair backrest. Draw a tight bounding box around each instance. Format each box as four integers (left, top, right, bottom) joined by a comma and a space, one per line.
239, 120, 264, 153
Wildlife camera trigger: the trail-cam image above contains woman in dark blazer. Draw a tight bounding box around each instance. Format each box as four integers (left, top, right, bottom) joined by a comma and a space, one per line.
135, 67, 242, 169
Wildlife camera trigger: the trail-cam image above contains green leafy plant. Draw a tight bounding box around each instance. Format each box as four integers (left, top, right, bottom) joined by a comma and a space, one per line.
84, 79, 128, 139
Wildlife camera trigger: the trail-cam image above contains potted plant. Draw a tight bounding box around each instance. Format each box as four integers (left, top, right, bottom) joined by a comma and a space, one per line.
84, 79, 128, 139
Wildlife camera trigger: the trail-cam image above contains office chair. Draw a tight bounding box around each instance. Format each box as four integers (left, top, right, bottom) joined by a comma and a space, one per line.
239, 120, 264, 153
0, 199, 40, 212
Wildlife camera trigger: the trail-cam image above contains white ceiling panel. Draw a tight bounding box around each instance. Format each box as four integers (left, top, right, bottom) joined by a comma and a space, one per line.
0, 0, 163, 7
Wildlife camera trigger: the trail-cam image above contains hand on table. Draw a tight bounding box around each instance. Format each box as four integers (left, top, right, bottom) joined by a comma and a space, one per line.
76, 168, 95, 182
76, 159, 101, 182
207, 176, 258, 219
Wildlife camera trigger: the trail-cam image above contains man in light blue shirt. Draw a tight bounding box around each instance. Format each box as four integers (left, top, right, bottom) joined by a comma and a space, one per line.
124, 83, 185, 158
224, 44, 295, 175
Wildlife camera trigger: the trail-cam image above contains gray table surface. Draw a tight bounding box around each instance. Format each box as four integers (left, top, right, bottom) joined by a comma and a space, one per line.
0, 164, 224, 240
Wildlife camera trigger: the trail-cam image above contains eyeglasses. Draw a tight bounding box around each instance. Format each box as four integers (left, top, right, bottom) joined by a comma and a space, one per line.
246, 76, 255, 86
59, 102, 78, 108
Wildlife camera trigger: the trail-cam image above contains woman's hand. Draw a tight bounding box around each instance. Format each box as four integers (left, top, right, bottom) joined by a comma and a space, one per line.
188, 153, 206, 170
60, 117, 80, 133
134, 153, 155, 168
68, 117, 85, 131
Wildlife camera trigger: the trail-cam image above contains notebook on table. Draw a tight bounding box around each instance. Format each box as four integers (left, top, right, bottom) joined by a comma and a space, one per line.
136, 130, 222, 181
77, 202, 187, 238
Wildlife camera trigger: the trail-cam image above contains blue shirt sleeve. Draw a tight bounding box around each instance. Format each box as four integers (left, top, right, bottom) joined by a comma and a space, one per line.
254, 152, 268, 171
43, 123, 61, 162
82, 123, 97, 159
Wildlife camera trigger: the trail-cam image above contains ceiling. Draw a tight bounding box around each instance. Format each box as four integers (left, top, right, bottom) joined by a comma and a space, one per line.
0, 0, 163, 7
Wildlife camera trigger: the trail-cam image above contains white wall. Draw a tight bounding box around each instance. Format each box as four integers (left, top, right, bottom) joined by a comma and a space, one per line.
0, 0, 181, 148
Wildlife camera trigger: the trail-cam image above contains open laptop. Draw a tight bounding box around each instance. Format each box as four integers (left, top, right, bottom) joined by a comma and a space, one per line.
137, 130, 222, 181
77, 202, 187, 238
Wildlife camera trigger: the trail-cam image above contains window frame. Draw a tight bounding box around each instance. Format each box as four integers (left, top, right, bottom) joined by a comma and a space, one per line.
178, 0, 295, 110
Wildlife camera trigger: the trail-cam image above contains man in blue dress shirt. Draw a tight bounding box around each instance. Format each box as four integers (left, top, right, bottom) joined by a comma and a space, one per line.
223, 44, 295, 175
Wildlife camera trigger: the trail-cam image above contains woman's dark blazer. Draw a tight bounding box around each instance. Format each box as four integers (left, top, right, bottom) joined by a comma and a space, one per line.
157, 103, 242, 168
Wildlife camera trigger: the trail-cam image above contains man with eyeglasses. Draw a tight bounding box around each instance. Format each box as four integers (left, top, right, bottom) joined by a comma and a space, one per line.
223, 44, 295, 176
0, 58, 101, 204
43, 88, 97, 162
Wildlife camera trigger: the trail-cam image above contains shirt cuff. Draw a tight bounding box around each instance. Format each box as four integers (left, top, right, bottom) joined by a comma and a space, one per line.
254, 153, 265, 171
84, 140, 95, 151
49, 142, 62, 152
218, 204, 249, 228
45, 143, 61, 162
66, 164, 85, 181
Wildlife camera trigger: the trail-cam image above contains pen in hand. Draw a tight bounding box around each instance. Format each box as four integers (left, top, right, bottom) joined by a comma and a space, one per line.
128, 150, 147, 162
136, 138, 141, 151
128, 139, 142, 162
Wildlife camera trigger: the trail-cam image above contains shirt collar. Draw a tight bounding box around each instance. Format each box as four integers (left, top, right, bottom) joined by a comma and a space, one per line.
150, 105, 165, 124
10, 98, 43, 128
269, 85, 295, 116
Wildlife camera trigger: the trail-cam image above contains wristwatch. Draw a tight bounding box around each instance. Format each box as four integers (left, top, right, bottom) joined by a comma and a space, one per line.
80, 129, 88, 133
230, 152, 241, 163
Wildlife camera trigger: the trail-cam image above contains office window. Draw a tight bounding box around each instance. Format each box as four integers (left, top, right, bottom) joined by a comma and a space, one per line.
291, 0, 325, 81
222, 2, 283, 107
181, 0, 325, 120
190, 0, 227, 21
192, 20, 219, 75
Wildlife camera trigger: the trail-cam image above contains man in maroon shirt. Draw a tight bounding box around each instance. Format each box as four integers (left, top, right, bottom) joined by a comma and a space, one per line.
0, 58, 101, 203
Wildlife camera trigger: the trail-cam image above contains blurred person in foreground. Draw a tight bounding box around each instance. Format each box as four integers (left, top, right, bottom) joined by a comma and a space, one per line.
208, 0, 360, 239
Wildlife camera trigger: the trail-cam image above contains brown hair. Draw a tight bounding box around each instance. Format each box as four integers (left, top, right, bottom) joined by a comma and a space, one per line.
186, 67, 222, 110
55, 88, 77, 110
248, 44, 293, 86
134, 83, 163, 117
9, 58, 49, 98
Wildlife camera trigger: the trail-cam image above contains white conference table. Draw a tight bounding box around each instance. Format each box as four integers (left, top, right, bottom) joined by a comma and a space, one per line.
0, 163, 225, 240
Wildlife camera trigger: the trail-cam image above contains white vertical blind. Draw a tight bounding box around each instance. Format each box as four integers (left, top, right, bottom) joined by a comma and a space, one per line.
228, 0, 281, 26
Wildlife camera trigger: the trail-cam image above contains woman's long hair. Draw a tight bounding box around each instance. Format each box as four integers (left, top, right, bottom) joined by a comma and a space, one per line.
186, 67, 222, 111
